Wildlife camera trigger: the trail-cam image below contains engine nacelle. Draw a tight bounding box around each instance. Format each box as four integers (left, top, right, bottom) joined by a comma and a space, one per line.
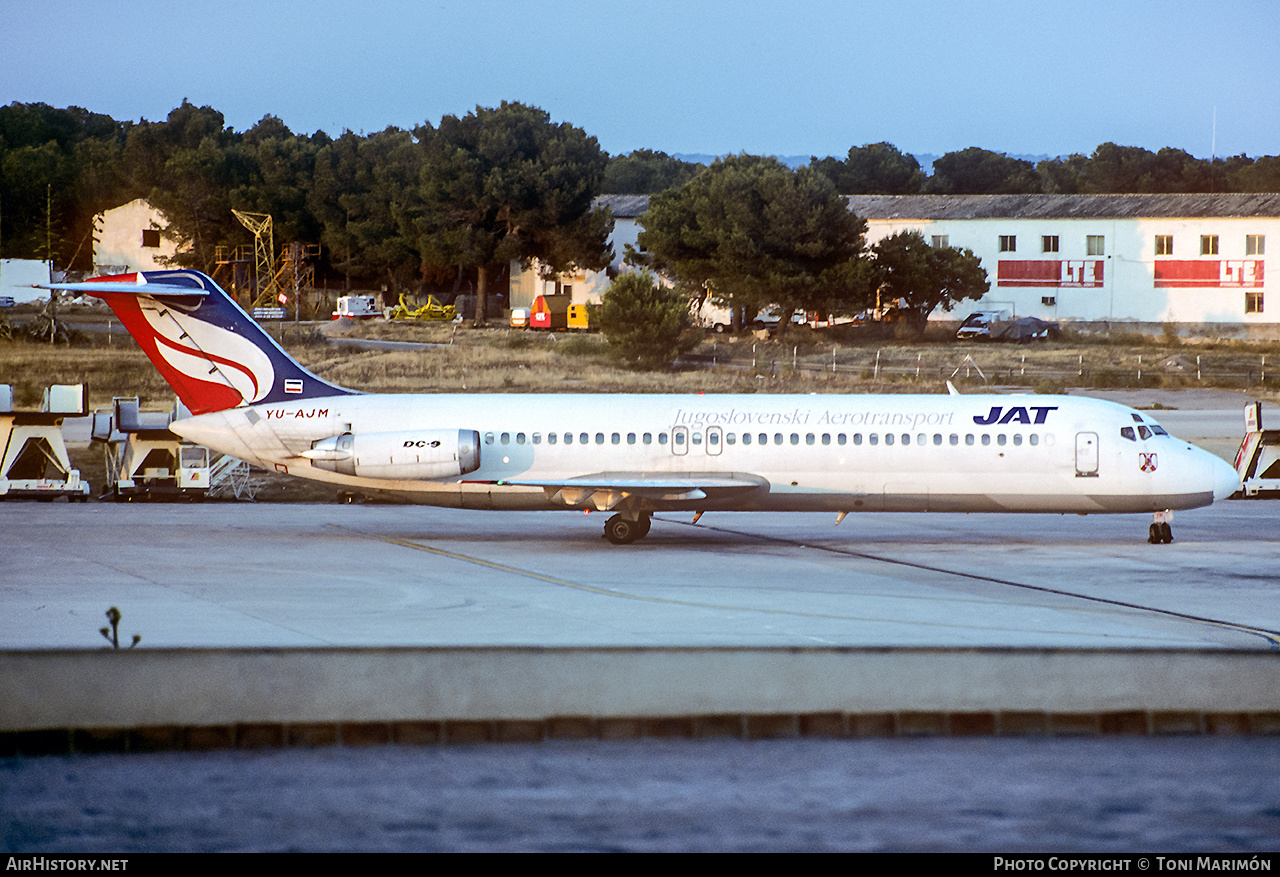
303, 429, 480, 480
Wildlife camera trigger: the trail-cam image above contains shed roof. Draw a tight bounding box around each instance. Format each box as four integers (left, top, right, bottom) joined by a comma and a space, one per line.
844, 193, 1280, 221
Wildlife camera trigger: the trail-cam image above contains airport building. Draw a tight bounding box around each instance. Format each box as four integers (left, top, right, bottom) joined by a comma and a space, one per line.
92, 198, 178, 276
519, 192, 1280, 337
848, 193, 1279, 337
508, 194, 650, 311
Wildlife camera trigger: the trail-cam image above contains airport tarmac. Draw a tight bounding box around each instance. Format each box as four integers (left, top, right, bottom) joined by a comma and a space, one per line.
2, 500, 1278, 652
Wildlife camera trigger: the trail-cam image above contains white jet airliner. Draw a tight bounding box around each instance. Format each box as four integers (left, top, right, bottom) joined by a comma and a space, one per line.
46, 270, 1239, 544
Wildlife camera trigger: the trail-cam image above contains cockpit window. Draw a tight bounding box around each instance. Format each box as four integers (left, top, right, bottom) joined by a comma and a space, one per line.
1121, 427, 1136, 441
1138, 425, 1152, 439
1131, 414, 1144, 423
1151, 425, 1168, 436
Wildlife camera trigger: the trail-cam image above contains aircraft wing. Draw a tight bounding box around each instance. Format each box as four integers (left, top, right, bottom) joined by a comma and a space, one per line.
497, 471, 771, 510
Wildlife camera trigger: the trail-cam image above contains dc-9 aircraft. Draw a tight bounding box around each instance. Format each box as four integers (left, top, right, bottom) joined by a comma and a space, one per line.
44, 270, 1239, 544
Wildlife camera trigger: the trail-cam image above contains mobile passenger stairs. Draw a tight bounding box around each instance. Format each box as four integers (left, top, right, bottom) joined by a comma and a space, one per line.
91, 397, 212, 501
1234, 402, 1280, 498
0, 383, 91, 501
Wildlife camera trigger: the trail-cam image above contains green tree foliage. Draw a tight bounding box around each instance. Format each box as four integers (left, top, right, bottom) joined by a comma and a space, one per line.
604, 149, 704, 194
309, 128, 423, 294
124, 101, 250, 269
1036, 143, 1232, 193
810, 142, 925, 194
634, 155, 873, 327
597, 269, 696, 369
927, 147, 1040, 194
872, 230, 989, 333
413, 102, 613, 325
0, 102, 131, 266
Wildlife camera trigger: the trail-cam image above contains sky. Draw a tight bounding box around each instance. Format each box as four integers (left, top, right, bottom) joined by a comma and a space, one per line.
4, 0, 1278, 162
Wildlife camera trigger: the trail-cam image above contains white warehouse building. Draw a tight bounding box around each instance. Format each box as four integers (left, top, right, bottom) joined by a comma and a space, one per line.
531, 192, 1278, 338
848, 193, 1278, 337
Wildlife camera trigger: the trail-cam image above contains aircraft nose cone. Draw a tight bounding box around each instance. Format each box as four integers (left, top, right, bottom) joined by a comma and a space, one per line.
1209, 453, 1240, 502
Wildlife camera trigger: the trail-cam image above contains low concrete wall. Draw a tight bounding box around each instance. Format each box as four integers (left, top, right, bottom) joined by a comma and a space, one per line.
3, 647, 1279, 750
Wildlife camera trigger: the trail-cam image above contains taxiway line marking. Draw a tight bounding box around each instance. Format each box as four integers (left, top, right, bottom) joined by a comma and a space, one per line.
660, 517, 1280, 649
326, 524, 1204, 642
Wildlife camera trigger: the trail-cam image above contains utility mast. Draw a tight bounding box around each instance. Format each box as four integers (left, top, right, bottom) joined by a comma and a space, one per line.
231, 210, 279, 307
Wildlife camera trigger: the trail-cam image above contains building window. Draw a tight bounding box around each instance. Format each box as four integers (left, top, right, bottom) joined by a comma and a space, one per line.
931, 235, 949, 248
1086, 235, 1105, 256
1246, 234, 1265, 256
1041, 235, 1059, 253
141, 229, 161, 248
1246, 292, 1265, 314
999, 235, 1016, 253
1200, 235, 1219, 256
1155, 235, 1173, 256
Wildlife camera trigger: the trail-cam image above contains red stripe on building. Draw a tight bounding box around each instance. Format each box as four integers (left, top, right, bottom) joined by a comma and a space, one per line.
997, 260, 1104, 288
1154, 260, 1264, 288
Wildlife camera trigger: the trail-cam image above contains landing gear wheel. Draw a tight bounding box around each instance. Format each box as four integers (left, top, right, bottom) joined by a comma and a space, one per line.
604, 514, 643, 545
1159, 521, 1172, 544
1149, 522, 1173, 544
634, 514, 651, 539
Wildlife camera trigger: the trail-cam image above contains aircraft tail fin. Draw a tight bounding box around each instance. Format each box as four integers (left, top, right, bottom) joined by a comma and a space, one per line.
43, 270, 356, 415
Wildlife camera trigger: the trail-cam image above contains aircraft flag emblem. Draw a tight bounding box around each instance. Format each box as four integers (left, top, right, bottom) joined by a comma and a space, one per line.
1140, 452, 1158, 473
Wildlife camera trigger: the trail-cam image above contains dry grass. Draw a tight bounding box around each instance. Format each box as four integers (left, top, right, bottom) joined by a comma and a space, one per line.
4, 318, 1280, 414
0, 336, 172, 409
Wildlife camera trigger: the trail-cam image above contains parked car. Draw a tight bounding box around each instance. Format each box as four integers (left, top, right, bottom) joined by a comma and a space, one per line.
955, 310, 1011, 340
753, 307, 807, 330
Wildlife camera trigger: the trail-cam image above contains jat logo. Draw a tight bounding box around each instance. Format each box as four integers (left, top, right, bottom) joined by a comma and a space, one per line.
973, 405, 1057, 425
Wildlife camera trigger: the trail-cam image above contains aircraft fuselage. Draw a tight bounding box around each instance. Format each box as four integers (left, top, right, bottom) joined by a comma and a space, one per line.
172, 391, 1237, 515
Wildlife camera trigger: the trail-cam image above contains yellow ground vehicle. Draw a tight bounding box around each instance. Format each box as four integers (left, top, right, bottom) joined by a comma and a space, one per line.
389, 293, 457, 321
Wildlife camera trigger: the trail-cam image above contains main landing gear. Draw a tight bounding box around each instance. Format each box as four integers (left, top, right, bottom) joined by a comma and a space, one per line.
1148, 511, 1173, 544
603, 512, 651, 545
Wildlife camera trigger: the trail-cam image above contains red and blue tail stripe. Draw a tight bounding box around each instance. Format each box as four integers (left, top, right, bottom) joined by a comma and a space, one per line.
64, 270, 356, 415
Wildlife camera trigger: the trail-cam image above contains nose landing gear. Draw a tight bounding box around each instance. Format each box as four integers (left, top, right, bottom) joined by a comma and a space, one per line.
1148, 511, 1173, 544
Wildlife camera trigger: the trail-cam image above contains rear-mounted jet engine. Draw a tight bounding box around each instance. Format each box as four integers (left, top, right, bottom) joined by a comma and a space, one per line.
302, 429, 480, 480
